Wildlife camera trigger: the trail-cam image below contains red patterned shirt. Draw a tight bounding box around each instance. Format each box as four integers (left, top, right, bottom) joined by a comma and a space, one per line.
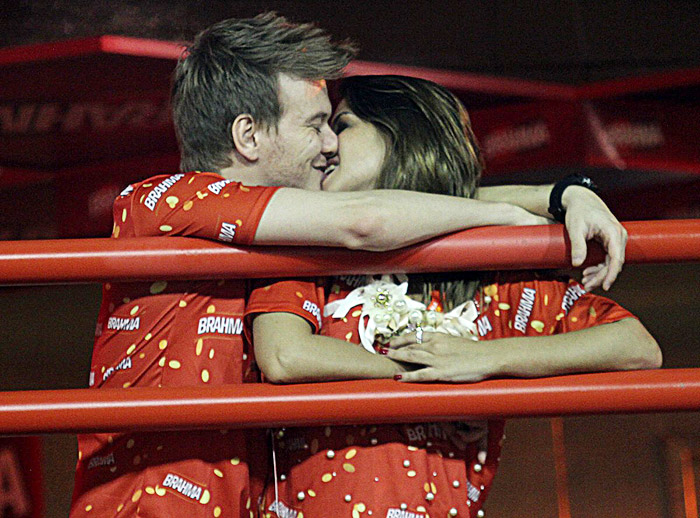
71, 172, 279, 518
245, 272, 635, 518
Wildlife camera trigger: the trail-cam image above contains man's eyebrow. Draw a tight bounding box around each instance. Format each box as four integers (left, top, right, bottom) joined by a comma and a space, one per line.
305, 111, 331, 124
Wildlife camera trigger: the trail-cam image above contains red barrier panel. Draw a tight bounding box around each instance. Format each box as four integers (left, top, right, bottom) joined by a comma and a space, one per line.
1, 369, 699, 434
0, 220, 698, 284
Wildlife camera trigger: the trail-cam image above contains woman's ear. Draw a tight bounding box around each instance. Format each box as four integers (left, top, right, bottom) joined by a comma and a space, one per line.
231, 113, 260, 161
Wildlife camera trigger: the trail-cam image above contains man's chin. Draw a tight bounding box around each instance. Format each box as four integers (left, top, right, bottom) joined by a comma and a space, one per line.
302, 172, 324, 191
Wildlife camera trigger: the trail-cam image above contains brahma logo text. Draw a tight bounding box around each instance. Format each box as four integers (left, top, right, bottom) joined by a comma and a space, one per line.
514, 288, 536, 333
162, 473, 204, 501
144, 174, 184, 211
197, 316, 243, 335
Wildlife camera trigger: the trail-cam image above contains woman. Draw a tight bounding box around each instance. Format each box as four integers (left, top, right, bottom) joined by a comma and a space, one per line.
245, 75, 661, 518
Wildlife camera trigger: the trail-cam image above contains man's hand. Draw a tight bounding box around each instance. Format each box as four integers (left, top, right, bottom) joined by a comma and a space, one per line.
562, 186, 628, 291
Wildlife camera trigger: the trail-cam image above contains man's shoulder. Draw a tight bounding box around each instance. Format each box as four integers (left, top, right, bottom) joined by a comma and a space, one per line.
122, 171, 225, 193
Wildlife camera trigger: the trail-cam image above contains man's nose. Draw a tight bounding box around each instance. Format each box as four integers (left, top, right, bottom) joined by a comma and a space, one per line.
321, 123, 338, 156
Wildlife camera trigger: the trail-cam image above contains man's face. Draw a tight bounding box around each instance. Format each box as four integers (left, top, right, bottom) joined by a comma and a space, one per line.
257, 74, 338, 190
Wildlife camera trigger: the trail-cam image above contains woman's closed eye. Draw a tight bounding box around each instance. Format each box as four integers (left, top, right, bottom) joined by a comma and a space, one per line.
332, 118, 348, 134
331, 111, 353, 134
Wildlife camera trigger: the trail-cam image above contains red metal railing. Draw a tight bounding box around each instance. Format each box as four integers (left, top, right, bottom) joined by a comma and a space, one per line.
0, 220, 698, 283
0, 220, 698, 434
1, 370, 699, 434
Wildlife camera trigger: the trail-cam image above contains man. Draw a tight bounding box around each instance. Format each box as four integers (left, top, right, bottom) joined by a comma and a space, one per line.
70, 13, 627, 518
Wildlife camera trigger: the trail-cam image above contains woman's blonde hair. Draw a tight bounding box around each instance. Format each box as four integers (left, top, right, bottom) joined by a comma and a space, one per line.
340, 75, 484, 309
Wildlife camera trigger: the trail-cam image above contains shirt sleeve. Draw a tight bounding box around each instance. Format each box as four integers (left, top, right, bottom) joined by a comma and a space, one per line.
245, 279, 324, 337
477, 272, 636, 339
112, 172, 280, 244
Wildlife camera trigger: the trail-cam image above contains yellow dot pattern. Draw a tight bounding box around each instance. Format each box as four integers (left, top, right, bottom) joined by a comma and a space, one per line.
150, 281, 168, 294
159, 340, 168, 350
322, 473, 333, 482
200, 490, 211, 505
159, 225, 173, 232
201, 369, 210, 383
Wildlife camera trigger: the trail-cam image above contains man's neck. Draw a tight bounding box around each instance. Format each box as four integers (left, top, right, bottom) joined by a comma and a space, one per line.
218, 163, 267, 187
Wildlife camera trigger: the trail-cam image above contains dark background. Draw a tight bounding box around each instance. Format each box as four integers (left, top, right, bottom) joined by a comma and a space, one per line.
2, 0, 700, 83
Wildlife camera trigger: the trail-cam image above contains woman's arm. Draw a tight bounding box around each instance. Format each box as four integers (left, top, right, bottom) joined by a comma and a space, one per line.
253, 312, 406, 384
387, 318, 662, 383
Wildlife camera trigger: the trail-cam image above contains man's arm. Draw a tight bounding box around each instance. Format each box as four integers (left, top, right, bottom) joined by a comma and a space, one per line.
387, 318, 662, 383
253, 312, 406, 383
254, 188, 549, 251
478, 184, 628, 290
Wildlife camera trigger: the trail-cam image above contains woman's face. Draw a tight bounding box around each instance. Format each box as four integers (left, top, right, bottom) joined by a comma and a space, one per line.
321, 100, 388, 192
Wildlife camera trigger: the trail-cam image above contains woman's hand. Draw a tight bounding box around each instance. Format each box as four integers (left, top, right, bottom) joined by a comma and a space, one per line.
386, 331, 503, 382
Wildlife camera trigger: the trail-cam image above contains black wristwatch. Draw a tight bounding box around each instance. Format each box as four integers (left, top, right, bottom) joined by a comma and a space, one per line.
548, 174, 599, 223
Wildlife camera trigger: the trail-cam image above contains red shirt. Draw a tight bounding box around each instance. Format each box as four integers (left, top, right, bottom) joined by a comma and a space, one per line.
245, 273, 635, 518
71, 172, 278, 518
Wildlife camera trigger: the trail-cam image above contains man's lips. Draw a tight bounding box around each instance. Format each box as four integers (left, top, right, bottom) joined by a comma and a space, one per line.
318, 162, 337, 189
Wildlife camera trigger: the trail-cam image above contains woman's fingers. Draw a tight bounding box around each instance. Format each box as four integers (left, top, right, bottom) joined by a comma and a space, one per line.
394, 367, 437, 382
386, 345, 432, 365
389, 331, 434, 349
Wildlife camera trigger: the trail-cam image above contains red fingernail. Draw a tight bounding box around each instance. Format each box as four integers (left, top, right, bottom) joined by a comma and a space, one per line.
378, 348, 388, 355
394, 375, 402, 381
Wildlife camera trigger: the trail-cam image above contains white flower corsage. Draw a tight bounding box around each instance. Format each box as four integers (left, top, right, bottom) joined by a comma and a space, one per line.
324, 275, 479, 353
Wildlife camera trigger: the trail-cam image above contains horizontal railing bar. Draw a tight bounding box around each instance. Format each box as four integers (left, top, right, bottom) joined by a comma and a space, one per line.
0, 220, 698, 284
1, 369, 698, 434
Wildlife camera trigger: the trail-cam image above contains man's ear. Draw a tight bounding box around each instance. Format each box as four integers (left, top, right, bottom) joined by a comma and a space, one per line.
231, 114, 262, 161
